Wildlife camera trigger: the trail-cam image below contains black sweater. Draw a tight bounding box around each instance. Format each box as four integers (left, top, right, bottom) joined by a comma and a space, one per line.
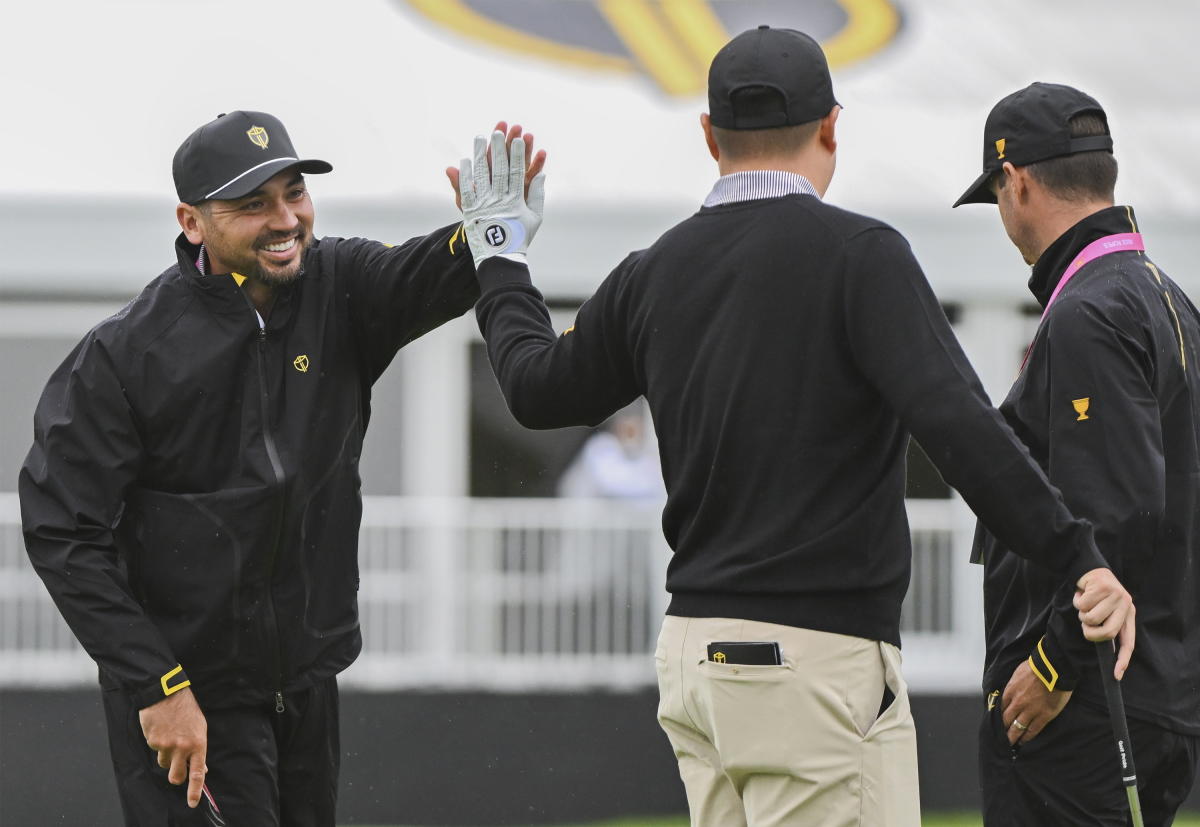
476, 193, 1105, 647
976, 206, 1200, 734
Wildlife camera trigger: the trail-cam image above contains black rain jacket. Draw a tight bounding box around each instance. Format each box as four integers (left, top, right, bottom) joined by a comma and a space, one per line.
975, 206, 1200, 734
19, 226, 476, 710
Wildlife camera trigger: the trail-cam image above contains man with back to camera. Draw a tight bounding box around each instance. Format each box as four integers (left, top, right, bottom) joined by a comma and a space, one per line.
18, 110, 543, 825
451, 27, 1135, 826
955, 83, 1200, 825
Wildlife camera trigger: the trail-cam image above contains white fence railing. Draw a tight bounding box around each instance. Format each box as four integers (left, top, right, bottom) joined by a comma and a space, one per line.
0, 494, 983, 693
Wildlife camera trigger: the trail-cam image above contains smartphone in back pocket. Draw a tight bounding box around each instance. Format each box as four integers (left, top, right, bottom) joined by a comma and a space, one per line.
706, 641, 782, 665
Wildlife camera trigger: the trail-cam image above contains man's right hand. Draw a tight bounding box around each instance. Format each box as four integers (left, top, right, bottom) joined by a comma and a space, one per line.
446, 121, 546, 213
139, 687, 208, 808
456, 129, 547, 269
1074, 567, 1135, 679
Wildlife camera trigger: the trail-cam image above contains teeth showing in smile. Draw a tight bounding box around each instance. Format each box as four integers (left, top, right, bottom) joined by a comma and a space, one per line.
263, 238, 296, 253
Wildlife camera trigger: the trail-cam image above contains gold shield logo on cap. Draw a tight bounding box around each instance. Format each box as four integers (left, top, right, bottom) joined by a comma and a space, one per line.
995, 138, 1007, 160
247, 126, 270, 150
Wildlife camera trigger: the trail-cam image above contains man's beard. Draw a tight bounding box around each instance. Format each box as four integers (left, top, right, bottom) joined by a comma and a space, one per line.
207, 228, 311, 285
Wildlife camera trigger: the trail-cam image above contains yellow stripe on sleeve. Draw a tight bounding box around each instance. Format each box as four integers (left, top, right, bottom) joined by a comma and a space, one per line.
1029, 638, 1059, 692
160, 664, 191, 697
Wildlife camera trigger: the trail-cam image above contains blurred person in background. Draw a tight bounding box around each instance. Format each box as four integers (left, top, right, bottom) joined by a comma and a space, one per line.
19, 110, 541, 826
558, 403, 665, 500
453, 27, 1134, 826
956, 83, 1200, 826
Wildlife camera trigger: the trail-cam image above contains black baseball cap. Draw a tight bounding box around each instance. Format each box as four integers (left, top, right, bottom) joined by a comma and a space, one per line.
953, 82, 1112, 207
172, 110, 332, 204
708, 25, 839, 130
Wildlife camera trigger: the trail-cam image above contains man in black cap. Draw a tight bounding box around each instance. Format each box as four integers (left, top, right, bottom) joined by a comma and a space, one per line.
457, 30, 1135, 825
19, 110, 542, 825
957, 83, 1200, 825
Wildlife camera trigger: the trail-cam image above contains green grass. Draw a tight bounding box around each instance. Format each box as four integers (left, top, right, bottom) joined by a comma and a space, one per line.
361, 814, 1200, 827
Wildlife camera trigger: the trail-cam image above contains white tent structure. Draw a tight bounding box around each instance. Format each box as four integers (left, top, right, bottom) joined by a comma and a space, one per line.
1, 0, 1197, 692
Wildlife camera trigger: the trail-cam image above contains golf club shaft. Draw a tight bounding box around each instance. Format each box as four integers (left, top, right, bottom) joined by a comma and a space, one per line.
1096, 640, 1144, 827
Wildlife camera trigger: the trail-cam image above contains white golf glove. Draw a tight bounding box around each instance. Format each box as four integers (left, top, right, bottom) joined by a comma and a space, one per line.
458, 130, 546, 269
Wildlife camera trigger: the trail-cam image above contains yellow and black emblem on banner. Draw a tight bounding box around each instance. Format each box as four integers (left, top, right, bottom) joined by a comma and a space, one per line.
398, 0, 902, 96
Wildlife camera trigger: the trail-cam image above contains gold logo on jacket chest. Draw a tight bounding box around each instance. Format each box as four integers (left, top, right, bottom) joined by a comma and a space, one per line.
1072, 397, 1090, 420
293, 354, 310, 373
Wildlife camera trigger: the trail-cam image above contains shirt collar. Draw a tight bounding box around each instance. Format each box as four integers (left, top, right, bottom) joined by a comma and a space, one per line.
702, 170, 821, 208
1028, 205, 1139, 307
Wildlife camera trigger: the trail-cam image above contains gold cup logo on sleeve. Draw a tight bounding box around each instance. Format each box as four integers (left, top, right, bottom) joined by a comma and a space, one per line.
1072, 397, 1090, 421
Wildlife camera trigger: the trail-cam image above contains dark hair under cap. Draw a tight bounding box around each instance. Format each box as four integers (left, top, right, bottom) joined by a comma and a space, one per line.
954, 83, 1112, 207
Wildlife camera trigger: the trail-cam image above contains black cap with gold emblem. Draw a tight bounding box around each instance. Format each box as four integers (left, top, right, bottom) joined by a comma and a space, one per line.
953, 82, 1112, 207
172, 110, 332, 204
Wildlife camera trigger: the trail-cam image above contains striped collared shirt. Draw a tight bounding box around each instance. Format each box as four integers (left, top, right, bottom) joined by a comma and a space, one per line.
702, 170, 821, 208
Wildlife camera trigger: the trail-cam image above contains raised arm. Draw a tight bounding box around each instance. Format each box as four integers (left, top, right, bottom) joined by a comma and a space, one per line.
459, 128, 640, 427
841, 226, 1134, 663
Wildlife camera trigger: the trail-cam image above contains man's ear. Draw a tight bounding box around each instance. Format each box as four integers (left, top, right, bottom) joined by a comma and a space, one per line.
818, 105, 839, 154
177, 203, 205, 245
700, 113, 719, 162
1000, 161, 1030, 203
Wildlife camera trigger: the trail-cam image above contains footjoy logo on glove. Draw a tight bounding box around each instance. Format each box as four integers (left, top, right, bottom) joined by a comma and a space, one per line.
484, 224, 508, 248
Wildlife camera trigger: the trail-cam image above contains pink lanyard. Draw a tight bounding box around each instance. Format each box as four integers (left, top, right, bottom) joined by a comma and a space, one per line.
1020, 232, 1145, 370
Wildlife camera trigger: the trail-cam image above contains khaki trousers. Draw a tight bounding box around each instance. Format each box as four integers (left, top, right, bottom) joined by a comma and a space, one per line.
655, 616, 919, 827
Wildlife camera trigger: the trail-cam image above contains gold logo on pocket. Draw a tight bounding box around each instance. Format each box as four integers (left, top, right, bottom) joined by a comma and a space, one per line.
987, 690, 999, 711
1072, 397, 1090, 420
712, 651, 726, 663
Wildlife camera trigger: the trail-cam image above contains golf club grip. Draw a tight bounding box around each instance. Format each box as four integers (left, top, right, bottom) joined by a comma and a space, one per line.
1096, 641, 1145, 827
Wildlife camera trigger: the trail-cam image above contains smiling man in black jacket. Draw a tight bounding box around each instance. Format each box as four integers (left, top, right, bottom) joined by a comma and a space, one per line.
956, 83, 1200, 825
19, 110, 542, 826
456, 29, 1135, 827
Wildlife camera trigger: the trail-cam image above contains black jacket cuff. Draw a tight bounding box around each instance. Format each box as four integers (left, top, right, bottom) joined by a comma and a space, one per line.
475, 257, 533, 295
131, 664, 192, 709
1029, 631, 1082, 692
1062, 522, 1108, 589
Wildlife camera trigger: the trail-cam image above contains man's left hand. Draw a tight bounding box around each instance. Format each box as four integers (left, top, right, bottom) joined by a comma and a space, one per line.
1001, 659, 1072, 745
446, 121, 546, 212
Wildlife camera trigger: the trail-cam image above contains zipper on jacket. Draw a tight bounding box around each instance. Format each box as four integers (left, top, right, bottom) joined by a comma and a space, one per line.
254, 317, 289, 716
